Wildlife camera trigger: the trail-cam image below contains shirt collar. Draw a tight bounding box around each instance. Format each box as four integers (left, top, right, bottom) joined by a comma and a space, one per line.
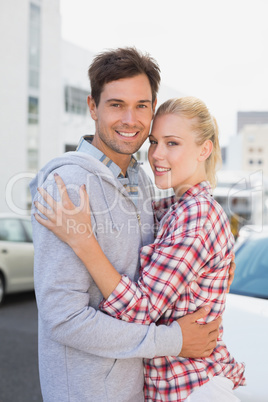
76, 135, 139, 178
152, 181, 212, 219
183, 181, 212, 198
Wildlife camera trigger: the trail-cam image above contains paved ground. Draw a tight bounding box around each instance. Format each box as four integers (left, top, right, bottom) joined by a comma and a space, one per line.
0, 291, 42, 402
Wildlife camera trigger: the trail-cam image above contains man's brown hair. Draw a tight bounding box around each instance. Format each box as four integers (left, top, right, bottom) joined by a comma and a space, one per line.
88, 47, 161, 106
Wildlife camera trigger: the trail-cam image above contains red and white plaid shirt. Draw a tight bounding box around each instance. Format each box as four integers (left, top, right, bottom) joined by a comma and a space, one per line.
100, 181, 246, 401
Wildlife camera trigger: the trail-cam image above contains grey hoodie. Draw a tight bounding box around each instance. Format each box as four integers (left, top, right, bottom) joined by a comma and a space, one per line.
30, 152, 182, 402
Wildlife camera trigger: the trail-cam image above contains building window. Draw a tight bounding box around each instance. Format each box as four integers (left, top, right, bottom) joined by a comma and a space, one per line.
29, 3, 41, 89
28, 96, 39, 123
26, 2, 41, 175
65, 86, 89, 115
65, 144, 77, 152
135, 150, 147, 162
258, 160, 263, 165
248, 147, 254, 153
249, 159, 254, 164
29, 69, 39, 88
135, 151, 141, 161
27, 96, 39, 170
27, 148, 39, 170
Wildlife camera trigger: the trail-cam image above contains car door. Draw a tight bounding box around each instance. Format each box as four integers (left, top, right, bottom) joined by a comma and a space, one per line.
0, 218, 34, 292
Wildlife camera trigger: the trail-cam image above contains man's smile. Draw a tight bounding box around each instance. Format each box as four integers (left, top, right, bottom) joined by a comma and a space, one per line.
115, 130, 139, 138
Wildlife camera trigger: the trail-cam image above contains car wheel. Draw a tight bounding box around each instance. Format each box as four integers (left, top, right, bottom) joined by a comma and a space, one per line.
0, 273, 5, 306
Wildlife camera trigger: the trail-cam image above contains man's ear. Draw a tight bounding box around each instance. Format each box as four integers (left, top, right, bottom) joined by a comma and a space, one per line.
198, 140, 213, 162
87, 95, 97, 121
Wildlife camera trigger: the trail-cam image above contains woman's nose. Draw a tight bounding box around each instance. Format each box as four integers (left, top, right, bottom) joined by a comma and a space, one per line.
151, 145, 164, 160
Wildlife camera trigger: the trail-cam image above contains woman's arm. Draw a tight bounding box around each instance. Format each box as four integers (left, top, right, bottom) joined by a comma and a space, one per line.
35, 175, 198, 325
35, 173, 123, 299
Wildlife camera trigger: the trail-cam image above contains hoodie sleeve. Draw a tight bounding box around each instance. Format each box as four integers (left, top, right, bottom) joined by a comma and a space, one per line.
31, 168, 182, 359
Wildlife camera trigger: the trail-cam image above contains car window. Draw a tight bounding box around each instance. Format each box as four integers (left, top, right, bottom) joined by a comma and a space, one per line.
0, 219, 27, 242
230, 237, 268, 299
22, 219, 33, 242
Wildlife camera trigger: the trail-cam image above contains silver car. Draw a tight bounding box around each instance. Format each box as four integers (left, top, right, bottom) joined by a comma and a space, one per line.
223, 225, 268, 401
0, 214, 34, 305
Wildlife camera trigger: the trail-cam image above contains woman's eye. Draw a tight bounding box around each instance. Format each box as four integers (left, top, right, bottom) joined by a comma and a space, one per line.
149, 140, 157, 145
168, 142, 178, 146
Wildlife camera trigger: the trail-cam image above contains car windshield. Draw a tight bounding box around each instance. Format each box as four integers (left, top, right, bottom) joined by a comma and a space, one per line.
230, 236, 268, 299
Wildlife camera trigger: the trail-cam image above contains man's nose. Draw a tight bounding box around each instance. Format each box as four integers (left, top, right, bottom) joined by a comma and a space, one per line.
121, 108, 137, 125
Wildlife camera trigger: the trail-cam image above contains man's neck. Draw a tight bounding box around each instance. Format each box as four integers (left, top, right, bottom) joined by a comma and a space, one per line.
91, 136, 131, 176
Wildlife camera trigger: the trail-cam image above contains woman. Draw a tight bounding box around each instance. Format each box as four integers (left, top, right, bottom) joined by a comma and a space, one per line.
35, 97, 245, 401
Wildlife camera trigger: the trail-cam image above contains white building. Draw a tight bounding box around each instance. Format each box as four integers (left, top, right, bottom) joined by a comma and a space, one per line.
0, 0, 95, 213
227, 124, 268, 177
240, 124, 268, 176
0, 0, 184, 214
219, 121, 268, 230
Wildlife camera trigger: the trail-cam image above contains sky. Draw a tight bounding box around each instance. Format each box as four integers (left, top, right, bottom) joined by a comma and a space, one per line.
60, 0, 268, 146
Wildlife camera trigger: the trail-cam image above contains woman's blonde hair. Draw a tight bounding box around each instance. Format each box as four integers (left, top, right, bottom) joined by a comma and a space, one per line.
155, 96, 222, 188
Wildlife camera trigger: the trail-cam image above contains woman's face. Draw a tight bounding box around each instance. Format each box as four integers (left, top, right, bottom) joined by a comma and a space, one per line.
148, 113, 206, 196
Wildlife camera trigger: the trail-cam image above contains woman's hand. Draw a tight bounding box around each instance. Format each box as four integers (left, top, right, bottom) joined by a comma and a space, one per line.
34, 173, 95, 250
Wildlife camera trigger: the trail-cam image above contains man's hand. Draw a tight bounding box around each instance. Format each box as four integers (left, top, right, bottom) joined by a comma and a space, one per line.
177, 306, 221, 358
227, 255, 236, 292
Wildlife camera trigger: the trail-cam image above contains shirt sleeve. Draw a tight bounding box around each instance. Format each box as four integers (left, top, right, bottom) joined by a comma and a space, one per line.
100, 207, 211, 325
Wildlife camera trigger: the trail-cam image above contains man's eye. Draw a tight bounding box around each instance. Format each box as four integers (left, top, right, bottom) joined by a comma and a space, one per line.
111, 104, 120, 107
138, 104, 147, 108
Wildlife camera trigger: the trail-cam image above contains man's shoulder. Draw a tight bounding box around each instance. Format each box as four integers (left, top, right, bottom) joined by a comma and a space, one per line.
42, 152, 113, 183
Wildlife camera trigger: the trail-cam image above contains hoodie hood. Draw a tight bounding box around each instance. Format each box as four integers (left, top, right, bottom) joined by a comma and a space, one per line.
29, 151, 141, 231
30, 151, 128, 199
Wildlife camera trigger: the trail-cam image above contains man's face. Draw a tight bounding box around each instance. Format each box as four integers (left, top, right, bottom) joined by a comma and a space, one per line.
88, 74, 156, 168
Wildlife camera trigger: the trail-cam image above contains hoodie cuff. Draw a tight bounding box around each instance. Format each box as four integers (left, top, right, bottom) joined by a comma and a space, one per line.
154, 321, 182, 357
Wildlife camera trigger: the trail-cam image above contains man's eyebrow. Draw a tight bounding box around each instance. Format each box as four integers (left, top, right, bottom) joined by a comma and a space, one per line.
105, 98, 124, 103
105, 99, 152, 104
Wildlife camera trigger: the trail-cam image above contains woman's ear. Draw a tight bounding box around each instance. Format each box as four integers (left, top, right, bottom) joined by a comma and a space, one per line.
198, 140, 213, 162
87, 96, 97, 121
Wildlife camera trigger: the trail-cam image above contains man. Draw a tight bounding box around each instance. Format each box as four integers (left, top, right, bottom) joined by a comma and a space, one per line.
30, 47, 225, 402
